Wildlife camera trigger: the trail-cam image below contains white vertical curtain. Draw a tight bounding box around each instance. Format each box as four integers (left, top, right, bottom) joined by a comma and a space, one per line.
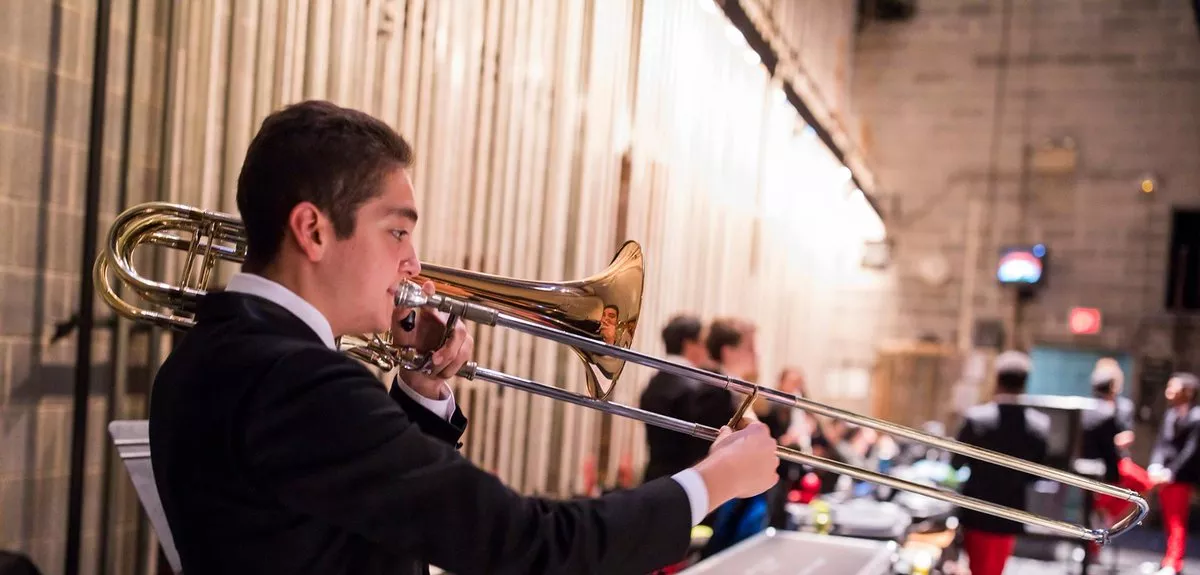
142, 0, 887, 498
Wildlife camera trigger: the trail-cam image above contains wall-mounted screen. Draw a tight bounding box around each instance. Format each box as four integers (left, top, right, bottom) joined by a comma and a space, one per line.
997, 244, 1047, 285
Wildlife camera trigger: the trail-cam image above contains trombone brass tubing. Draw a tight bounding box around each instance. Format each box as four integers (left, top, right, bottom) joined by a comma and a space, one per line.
94, 202, 245, 330
404, 284, 1149, 544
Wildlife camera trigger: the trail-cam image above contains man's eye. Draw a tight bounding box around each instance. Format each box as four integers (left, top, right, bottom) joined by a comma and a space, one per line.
392, 230, 409, 240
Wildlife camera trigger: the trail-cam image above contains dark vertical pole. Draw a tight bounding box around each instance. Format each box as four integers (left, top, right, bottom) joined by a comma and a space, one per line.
99, 0, 140, 572
138, 1, 177, 572
66, 1, 113, 574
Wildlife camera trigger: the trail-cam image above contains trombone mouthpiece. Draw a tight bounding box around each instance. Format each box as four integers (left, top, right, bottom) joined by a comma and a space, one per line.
394, 281, 430, 308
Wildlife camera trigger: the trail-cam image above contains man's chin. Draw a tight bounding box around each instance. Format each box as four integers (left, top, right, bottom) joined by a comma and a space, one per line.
343, 320, 389, 337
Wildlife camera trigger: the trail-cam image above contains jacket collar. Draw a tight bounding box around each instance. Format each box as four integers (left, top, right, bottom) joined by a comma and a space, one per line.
214, 272, 338, 349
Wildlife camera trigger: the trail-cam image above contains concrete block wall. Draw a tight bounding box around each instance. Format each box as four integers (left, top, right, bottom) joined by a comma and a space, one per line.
851, 0, 1200, 365
1, 0, 168, 573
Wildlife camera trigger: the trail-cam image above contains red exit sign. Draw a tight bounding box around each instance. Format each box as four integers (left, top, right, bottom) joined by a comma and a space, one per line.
1069, 307, 1102, 335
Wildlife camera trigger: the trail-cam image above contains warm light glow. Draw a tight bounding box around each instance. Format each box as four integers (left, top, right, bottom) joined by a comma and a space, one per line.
1141, 179, 1154, 193
613, 117, 632, 153
725, 23, 745, 46
848, 188, 887, 242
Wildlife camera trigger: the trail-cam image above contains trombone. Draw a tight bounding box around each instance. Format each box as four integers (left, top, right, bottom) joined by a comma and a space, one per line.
95, 201, 1147, 545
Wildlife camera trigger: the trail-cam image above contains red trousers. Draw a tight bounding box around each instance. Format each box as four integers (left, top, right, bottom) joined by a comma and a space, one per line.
1093, 458, 1154, 519
962, 529, 1017, 575
1160, 482, 1192, 572
649, 559, 689, 574
1087, 459, 1154, 559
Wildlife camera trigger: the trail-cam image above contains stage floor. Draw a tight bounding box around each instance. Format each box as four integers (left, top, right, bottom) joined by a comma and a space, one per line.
1007, 525, 1200, 574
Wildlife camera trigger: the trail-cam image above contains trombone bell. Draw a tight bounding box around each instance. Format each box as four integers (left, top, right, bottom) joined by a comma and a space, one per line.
418, 242, 643, 401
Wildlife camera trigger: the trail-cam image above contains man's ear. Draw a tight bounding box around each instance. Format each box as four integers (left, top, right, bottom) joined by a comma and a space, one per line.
288, 202, 328, 262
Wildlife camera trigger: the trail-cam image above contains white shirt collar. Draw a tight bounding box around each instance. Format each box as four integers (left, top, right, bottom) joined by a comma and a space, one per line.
664, 354, 693, 368
225, 272, 337, 350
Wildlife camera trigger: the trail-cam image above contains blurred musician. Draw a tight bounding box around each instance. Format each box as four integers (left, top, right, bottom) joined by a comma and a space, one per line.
147, 100, 781, 575
756, 367, 813, 527
1147, 372, 1200, 575
1082, 360, 1151, 528
639, 315, 715, 482
761, 367, 812, 449
695, 317, 759, 434
699, 318, 769, 557
951, 350, 1050, 575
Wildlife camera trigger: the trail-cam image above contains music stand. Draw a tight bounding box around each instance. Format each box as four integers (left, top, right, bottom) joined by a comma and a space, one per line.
108, 420, 182, 574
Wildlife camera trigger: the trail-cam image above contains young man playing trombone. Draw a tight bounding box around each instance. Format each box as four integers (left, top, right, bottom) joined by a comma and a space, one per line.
147, 100, 780, 575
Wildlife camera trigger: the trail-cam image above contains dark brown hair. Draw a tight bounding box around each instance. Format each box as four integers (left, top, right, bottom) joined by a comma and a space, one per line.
661, 314, 702, 355
236, 100, 414, 271
705, 318, 748, 363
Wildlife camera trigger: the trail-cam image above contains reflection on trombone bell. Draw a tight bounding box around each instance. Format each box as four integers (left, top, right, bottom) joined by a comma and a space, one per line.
599, 304, 634, 348
94, 200, 1149, 545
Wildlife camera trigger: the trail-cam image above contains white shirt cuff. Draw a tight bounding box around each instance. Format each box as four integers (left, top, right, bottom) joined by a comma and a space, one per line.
671, 468, 709, 527
394, 377, 457, 421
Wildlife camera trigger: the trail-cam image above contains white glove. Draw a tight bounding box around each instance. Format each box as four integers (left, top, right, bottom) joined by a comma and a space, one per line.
1148, 464, 1173, 484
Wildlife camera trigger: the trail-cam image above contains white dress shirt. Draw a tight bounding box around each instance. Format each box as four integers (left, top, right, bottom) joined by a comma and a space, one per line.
225, 272, 708, 525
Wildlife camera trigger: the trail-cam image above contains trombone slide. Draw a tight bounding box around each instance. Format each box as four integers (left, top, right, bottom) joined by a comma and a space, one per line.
403, 283, 1149, 545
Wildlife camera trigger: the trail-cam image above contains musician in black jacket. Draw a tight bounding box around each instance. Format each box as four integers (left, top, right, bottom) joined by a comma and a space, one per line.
951, 351, 1050, 575
148, 100, 781, 575
1147, 372, 1200, 575
1081, 361, 1151, 521
639, 315, 717, 483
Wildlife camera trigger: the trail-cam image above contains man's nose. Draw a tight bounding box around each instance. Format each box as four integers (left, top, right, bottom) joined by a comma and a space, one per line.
399, 247, 421, 278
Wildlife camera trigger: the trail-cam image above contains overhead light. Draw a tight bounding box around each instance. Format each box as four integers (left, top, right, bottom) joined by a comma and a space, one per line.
1139, 173, 1157, 194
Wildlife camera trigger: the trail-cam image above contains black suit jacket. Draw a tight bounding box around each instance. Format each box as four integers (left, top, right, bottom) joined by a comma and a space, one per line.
1150, 405, 1200, 484
1080, 396, 1136, 482
1115, 396, 1136, 434
1081, 402, 1124, 483
150, 291, 692, 575
638, 370, 712, 482
951, 401, 1051, 534
691, 369, 737, 433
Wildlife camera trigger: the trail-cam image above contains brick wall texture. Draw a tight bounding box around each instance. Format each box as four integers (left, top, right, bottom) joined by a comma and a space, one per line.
2, 0, 165, 573
852, 0, 1200, 360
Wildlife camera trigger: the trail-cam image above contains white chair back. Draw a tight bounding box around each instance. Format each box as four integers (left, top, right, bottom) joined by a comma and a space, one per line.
108, 420, 182, 574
